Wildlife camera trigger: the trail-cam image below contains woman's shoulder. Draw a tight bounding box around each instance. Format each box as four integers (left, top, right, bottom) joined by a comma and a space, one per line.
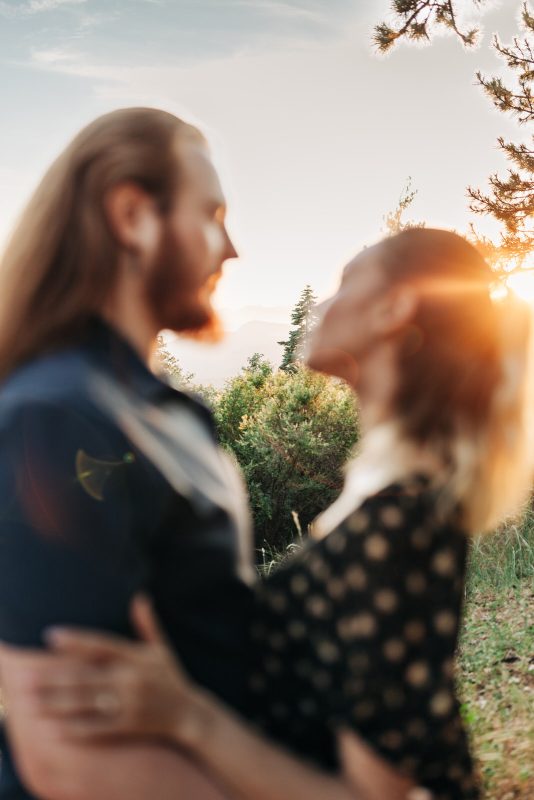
329, 473, 466, 553
343, 470, 463, 536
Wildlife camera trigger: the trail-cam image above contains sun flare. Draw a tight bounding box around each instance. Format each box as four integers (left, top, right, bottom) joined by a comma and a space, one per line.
507, 271, 534, 303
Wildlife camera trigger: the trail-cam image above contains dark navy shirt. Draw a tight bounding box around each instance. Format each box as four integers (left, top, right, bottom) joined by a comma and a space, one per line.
0, 319, 253, 798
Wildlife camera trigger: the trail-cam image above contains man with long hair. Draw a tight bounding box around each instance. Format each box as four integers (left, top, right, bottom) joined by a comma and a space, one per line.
0, 108, 422, 800
0, 107, 253, 799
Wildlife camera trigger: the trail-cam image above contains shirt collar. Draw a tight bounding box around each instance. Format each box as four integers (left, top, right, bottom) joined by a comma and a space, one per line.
83, 317, 177, 404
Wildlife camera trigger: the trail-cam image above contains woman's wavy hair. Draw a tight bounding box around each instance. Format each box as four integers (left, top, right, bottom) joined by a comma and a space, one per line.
0, 107, 205, 381
379, 228, 533, 533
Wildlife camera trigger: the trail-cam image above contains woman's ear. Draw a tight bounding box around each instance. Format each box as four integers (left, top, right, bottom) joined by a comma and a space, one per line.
375, 286, 418, 335
104, 182, 161, 255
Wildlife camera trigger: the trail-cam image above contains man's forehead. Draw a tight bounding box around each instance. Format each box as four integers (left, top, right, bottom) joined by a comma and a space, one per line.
177, 141, 225, 204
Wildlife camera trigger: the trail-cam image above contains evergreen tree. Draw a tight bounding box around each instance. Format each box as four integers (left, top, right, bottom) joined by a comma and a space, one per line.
468, 4, 533, 266
278, 285, 318, 373
375, 1, 533, 268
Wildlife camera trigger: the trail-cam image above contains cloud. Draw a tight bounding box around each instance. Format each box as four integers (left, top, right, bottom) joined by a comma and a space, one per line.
31, 46, 82, 65
28, 0, 86, 10
28, 46, 111, 78
0, 2, 18, 16
229, 0, 329, 26
74, 9, 119, 34
0, 0, 86, 16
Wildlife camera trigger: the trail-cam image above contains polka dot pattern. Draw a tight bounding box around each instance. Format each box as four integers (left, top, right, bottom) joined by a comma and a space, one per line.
364, 533, 390, 560
250, 474, 478, 799
374, 588, 399, 613
346, 509, 369, 534
383, 638, 407, 663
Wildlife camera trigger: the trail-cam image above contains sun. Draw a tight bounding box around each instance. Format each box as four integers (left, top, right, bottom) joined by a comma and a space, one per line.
506, 270, 534, 303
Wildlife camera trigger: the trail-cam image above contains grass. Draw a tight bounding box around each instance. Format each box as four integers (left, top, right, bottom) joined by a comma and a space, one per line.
457, 512, 534, 799
458, 585, 533, 799
467, 506, 534, 595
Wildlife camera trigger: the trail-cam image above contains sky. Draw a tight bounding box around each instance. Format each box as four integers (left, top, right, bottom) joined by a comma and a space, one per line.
0, 0, 527, 318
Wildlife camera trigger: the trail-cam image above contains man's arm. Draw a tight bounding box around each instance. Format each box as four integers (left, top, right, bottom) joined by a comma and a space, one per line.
0, 399, 227, 800
0, 400, 142, 644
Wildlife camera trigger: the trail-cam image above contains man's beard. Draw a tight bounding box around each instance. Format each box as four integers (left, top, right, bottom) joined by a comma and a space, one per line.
144, 224, 224, 343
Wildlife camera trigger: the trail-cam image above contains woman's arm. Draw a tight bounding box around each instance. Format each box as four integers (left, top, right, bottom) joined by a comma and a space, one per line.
18, 738, 231, 800
0, 648, 230, 800
176, 682, 416, 800
7, 598, 417, 800
3, 656, 413, 800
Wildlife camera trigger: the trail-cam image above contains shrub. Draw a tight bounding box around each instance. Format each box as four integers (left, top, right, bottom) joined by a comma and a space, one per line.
214, 358, 359, 554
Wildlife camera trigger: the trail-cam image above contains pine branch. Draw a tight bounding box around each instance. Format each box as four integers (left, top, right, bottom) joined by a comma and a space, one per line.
373, 0, 487, 52
468, 4, 533, 263
373, 2, 533, 265
469, 176, 533, 232
382, 177, 425, 235
477, 29, 534, 125
499, 139, 534, 172
445, 0, 478, 46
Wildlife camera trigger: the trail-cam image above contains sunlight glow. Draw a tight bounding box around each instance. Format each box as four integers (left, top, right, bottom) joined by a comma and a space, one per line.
490, 283, 508, 301
507, 271, 534, 303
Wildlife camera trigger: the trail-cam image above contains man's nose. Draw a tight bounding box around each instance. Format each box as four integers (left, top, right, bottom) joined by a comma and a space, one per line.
224, 228, 238, 261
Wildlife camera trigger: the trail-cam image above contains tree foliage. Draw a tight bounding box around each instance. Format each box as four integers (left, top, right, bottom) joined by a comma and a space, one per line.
214, 359, 359, 554
468, 4, 533, 265
155, 335, 194, 389
278, 285, 318, 372
214, 354, 274, 448
156, 342, 359, 553
374, 0, 488, 53
383, 177, 425, 235
375, 1, 533, 269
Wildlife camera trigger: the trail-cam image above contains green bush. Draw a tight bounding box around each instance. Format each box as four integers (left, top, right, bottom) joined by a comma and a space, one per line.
213, 357, 359, 554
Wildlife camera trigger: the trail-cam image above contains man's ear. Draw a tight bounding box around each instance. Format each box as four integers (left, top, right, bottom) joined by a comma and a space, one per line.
104, 182, 161, 255
374, 286, 418, 335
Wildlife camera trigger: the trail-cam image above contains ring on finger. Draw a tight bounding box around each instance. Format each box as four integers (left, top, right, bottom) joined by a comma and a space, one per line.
94, 690, 121, 716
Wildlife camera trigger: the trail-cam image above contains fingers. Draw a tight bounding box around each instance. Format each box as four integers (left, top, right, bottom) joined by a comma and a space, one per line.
32, 665, 103, 693
44, 627, 135, 661
29, 663, 128, 728
131, 594, 166, 645
36, 683, 120, 718
7, 657, 117, 720
48, 714, 127, 741
0, 648, 98, 696
32, 687, 130, 742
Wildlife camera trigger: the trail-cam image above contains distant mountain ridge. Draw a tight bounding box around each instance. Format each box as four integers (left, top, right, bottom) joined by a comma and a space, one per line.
220, 305, 291, 331
166, 319, 290, 387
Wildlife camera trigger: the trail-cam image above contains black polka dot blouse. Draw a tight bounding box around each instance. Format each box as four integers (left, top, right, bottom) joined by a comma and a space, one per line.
249, 475, 479, 800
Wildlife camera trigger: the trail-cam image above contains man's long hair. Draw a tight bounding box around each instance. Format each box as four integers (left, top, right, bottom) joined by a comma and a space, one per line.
0, 107, 205, 381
